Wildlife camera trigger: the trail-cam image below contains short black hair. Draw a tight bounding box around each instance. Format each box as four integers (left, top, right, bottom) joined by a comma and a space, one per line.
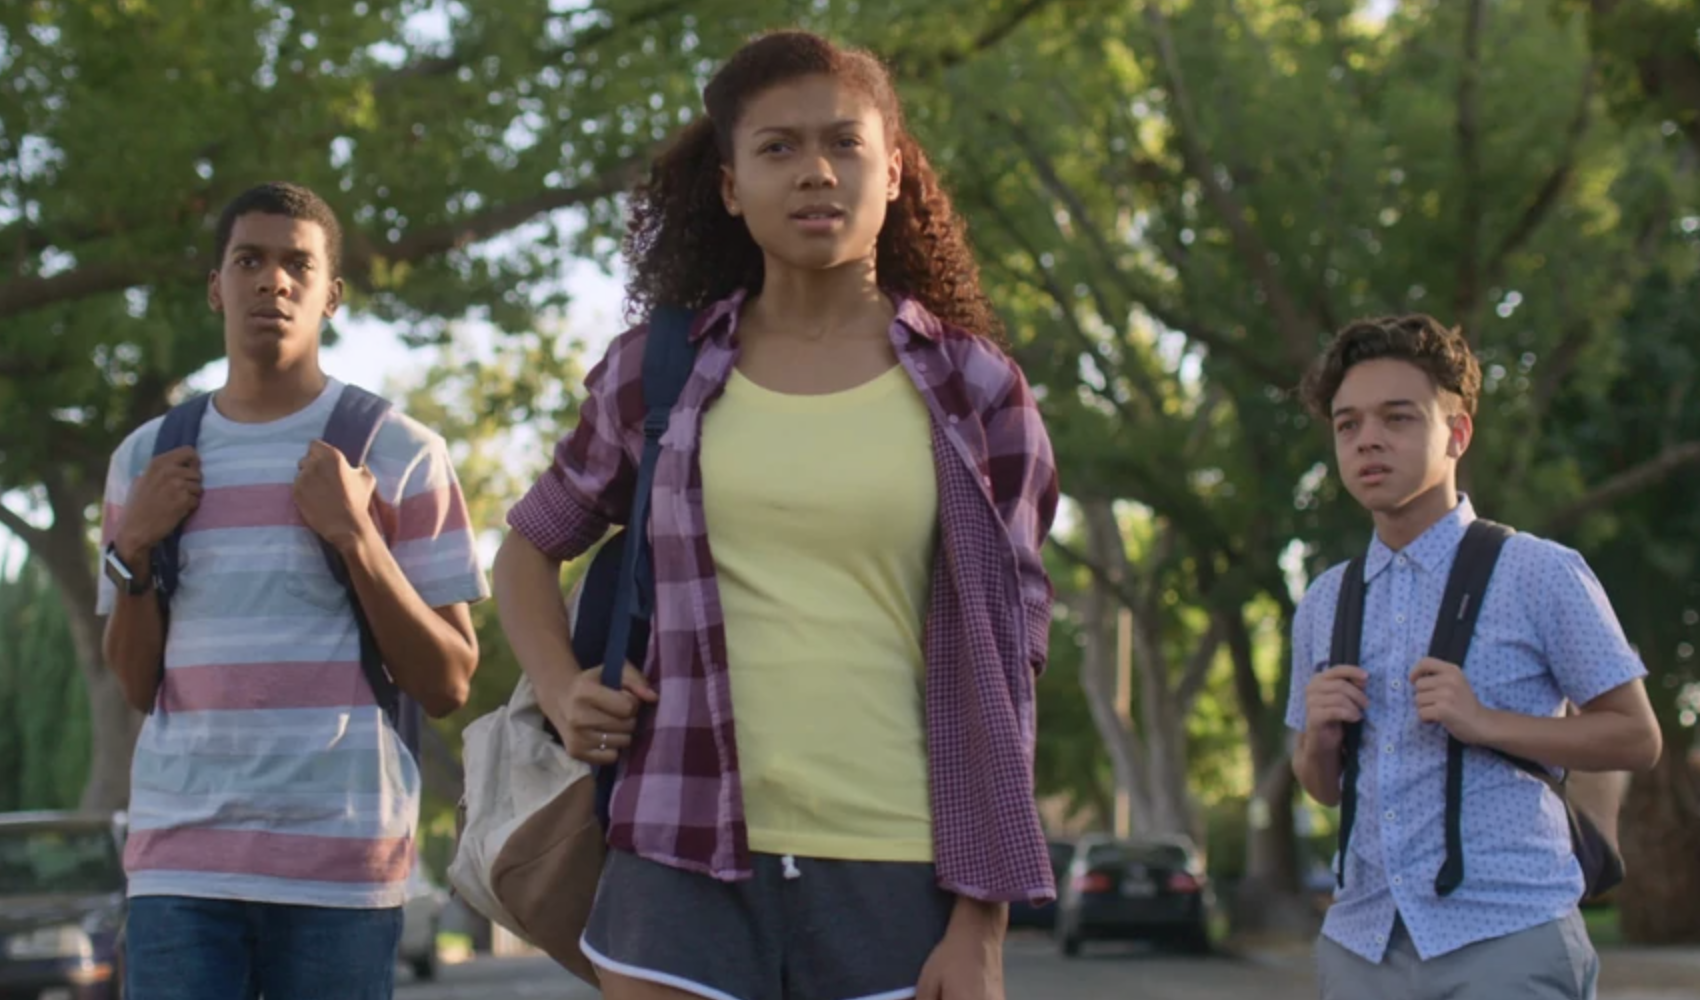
1301, 313, 1482, 419
213, 182, 344, 278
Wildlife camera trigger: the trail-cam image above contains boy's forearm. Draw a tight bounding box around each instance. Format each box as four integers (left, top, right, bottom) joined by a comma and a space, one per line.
338, 523, 478, 717
1473, 702, 1661, 772
1293, 731, 1345, 807
102, 590, 165, 714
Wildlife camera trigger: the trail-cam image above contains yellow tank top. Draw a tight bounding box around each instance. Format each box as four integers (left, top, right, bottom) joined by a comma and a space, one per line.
700, 364, 938, 862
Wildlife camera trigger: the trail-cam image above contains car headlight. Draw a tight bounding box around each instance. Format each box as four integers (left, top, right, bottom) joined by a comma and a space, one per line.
4, 925, 94, 961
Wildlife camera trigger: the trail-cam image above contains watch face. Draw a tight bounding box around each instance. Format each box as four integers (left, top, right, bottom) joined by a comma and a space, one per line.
104, 547, 139, 593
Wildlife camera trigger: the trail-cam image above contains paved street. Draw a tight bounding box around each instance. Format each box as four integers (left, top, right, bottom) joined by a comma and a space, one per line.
396, 935, 1700, 999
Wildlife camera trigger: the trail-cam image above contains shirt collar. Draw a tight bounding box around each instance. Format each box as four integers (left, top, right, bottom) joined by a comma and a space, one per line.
1364, 494, 1477, 581
687, 289, 944, 346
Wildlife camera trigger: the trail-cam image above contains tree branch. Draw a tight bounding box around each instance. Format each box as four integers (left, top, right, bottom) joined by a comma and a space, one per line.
1589, 0, 1700, 154
1049, 535, 1145, 614
1543, 441, 1700, 537
892, 0, 1061, 75
0, 165, 639, 321
993, 111, 1294, 386
969, 187, 1162, 420
1175, 614, 1226, 715
1485, 61, 1594, 287
0, 500, 48, 552
0, 261, 148, 319
346, 160, 644, 277
1140, 1, 1318, 372
1453, 0, 1487, 339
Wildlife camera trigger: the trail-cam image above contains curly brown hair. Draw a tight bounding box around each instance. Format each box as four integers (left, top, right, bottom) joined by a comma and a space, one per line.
1301, 314, 1482, 419
622, 30, 1002, 341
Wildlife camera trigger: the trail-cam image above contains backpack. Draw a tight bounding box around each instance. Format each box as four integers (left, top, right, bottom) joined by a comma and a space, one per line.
447, 306, 697, 984
1331, 519, 1626, 900
149, 384, 421, 758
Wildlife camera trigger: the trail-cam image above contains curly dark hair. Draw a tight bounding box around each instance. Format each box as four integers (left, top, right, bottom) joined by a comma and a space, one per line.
622, 30, 1002, 341
1301, 314, 1482, 418
214, 182, 344, 278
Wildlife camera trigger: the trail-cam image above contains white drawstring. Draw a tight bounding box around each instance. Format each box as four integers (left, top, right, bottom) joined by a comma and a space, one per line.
781, 854, 802, 880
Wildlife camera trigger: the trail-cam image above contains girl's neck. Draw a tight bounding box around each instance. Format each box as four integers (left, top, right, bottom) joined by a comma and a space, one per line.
748, 255, 890, 340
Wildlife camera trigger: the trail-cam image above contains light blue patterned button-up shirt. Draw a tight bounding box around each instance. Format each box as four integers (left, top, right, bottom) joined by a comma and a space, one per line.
1286, 497, 1646, 962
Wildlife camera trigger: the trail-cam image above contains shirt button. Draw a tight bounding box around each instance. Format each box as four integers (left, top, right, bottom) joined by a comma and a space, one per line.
1391, 680, 1402, 690
1376, 933, 1387, 944
1385, 810, 1396, 821
1384, 743, 1395, 754
948, 414, 960, 425
1395, 614, 1406, 624
1392, 876, 1403, 886
1397, 555, 1407, 566
917, 362, 929, 373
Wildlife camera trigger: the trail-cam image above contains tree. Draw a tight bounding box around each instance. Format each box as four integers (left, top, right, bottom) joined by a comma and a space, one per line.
0, 0, 1066, 809
0, 553, 89, 811
919, 0, 1697, 935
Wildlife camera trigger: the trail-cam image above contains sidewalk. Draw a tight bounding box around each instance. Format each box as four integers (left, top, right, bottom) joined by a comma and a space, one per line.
1599, 945, 1700, 998
1235, 938, 1700, 999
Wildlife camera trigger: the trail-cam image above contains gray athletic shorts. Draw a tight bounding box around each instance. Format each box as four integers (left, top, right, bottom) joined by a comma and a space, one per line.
1317, 910, 1599, 1000
582, 848, 956, 1000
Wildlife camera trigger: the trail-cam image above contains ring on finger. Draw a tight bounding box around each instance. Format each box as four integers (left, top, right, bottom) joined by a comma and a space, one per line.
597, 732, 609, 753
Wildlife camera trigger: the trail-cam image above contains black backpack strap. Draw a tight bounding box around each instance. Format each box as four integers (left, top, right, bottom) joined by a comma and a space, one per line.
1431, 519, 1515, 897
314, 386, 411, 752
145, 393, 214, 714
1331, 555, 1368, 889
595, 306, 699, 826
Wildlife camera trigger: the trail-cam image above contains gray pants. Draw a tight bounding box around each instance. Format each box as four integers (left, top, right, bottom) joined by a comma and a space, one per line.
1317, 910, 1599, 1000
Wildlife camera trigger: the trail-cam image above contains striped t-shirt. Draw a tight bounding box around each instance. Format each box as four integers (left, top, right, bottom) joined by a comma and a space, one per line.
96, 379, 488, 909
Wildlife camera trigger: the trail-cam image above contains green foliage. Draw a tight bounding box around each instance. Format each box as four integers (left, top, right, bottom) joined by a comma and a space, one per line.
0, 555, 89, 811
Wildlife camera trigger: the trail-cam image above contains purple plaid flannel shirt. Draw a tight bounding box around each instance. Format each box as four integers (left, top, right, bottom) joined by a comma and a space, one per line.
507, 290, 1059, 903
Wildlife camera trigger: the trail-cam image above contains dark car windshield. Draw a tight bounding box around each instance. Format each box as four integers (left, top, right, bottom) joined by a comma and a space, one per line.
0, 826, 124, 897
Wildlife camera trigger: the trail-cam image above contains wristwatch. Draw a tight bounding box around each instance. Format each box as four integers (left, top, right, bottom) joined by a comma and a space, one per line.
103, 543, 153, 596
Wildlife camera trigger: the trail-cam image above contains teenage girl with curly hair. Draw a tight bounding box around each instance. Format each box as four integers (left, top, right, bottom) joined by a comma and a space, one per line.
494, 29, 1059, 1000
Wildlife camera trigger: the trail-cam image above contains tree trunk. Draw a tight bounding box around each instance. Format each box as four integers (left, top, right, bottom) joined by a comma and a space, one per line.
1233, 756, 1320, 936
32, 483, 142, 812
1225, 612, 1315, 935
1618, 747, 1700, 944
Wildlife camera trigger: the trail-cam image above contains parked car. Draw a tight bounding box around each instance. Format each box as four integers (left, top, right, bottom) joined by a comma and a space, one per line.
1008, 840, 1075, 931
0, 811, 128, 1000
399, 866, 448, 981
1054, 835, 1213, 957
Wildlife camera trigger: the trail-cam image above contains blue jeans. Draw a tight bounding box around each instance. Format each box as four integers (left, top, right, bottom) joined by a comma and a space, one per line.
124, 896, 403, 1000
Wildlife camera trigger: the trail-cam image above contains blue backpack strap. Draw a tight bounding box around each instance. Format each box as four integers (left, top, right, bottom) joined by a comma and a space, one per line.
594, 305, 698, 825
149, 393, 214, 601
144, 393, 213, 714
316, 385, 418, 755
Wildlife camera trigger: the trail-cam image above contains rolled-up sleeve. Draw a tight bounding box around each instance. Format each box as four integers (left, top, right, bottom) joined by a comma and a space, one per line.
507, 331, 642, 560
985, 358, 1060, 675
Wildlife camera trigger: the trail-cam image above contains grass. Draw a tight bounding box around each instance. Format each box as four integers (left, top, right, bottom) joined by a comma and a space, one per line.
436, 931, 474, 964
1583, 905, 1622, 948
